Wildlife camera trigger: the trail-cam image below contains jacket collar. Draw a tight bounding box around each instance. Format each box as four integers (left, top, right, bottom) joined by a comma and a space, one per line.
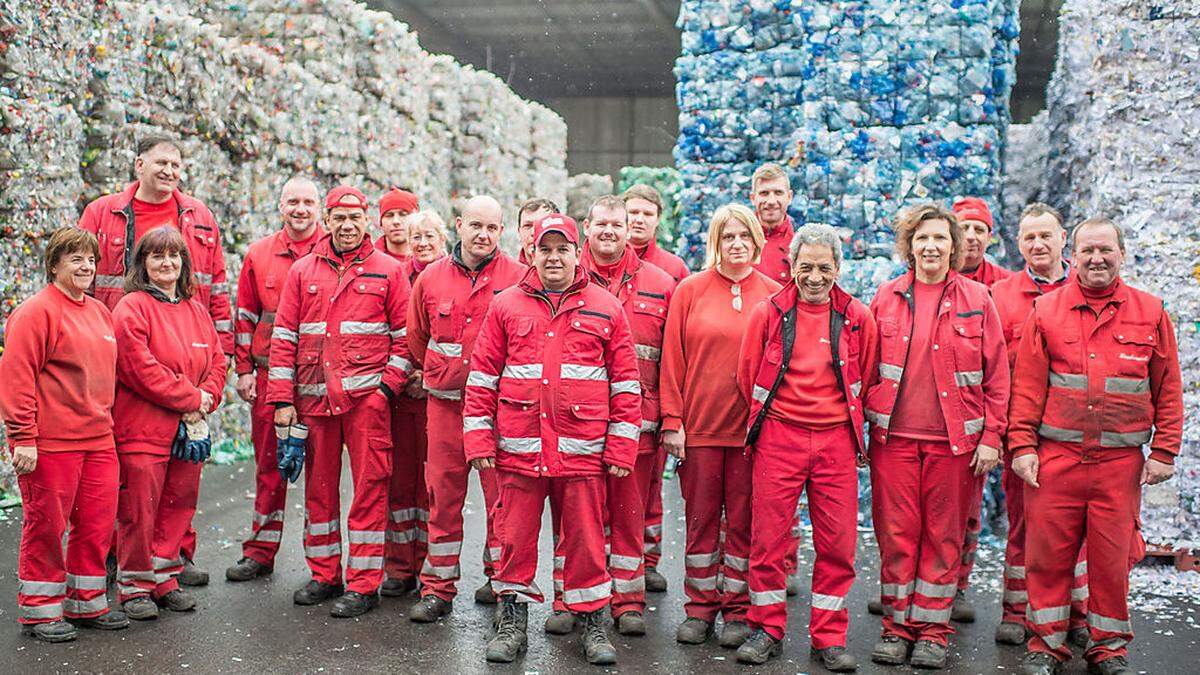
313, 232, 376, 264
111, 181, 195, 216
579, 242, 640, 286
892, 268, 960, 295
274, 226, 323, 257
452, 242, 497, 273
1063, 275, 1128, 310
518, 263, 588, 296
769, 279, 854, 316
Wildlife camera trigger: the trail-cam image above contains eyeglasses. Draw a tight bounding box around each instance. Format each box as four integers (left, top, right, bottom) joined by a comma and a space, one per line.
731, 282, 742, 312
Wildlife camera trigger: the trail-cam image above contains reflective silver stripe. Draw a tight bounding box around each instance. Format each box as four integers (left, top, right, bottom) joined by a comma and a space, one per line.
865, 409, 891, 430
492, 580, 542, 602
467, 371, 500, 389
1004, 565, 1026, 580
1003, 589, 1028, 604
117, 570, 155, 582
391, 507, 420, 523
635, 344, 661, 361
1091, 637, 1128, 651
426, 386, 462, 401
559, 437, 605, 455
613, 576, 644, 593
607, 421, 640, 441
388, 355, 413, 372
20, 603, 63, 620
554, 556, 565, 571
272, 326, 298, 342
269, 367, 294, 381
644, 542, 661, 555
881, 581, 914, 597
95, 274, 124, 288
427, 339, 462, 357
724, 578, 748, 593
1101, 429, 1152, 447
348, 556, 384, 570
724, 554, 749, 572
752, 385, 769, 404
427, 541, 463, 557
908, 605, 952, 623
236, 333, 253, 345
503, 364, 543, 379
213, 319, 233, 332
750, 589, 788, 605
387, 528, 421, 544
849, 380, 862, 397
879, 363, 904, 380
1042, 631, 1068, 650
66, 574, 107, 591
610, 380, 641, 396
152, 556, 182, 570
686, 552, 720, 568
915, 579, 957, 599
1105, 377, 1149, 394
1074, 560, 1088, 577
561, 364, 607, 380
609, 554, 641, 571
298, 383, 327, 397
304, 544, 341, 557
348, 530, 385, 544
812, 593, 846, 611
1049, 371, 1088, 390
238, 308, 260, 323
307, 520, 340, 536
299, 322, 327, 334
340, 321, 389, 335
195, 272, 214, 285
640, 419, 659, 433
500, 437, 542, 454
1072, 586, 1089, 601
117, 584, 145, 595
463, 416, 494, 432
18, 579, 66, 597
1028, 604, 1071, 625
954, 370, 983, 387
63, 595, 109, 614
564, 580, 612, 605
342, 373, 382, 391
963, 417, 984, 435
252, 530, 282, 542
389, 327, 406, 339
1039, 423, 1084, 442
487, 546, 502, 563
420, 560, 460, 580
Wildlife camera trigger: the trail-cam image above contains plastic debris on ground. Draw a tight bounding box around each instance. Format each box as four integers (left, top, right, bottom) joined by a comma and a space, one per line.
616, 166, 684, 255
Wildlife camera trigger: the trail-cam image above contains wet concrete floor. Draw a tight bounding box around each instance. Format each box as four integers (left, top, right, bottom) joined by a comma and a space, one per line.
1, 462, 1196, 674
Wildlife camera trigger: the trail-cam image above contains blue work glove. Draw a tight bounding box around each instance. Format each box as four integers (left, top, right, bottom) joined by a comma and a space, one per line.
183, 418, 211, 464
276, 423, 308, 483
170, 422, 188, 460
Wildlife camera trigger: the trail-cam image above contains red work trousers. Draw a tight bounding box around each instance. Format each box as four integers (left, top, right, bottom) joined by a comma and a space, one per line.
748, 420, 858, 648
870, 436, 974, 646
421, 397, 500, 601
116, 450, 203, 602
16, 449, 118, 624
678, 445, 752, 623
643, 449, 666, 569
1024, 446, 1142, 664
241, 369, 288, 566
301, 392, 392, 595
385, 404, 429, 584
956, 474, 985, 592
494, 471, 611, 613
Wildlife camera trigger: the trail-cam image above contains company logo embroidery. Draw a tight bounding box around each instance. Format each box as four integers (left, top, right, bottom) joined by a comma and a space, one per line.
103, 334, 116, 343
1119, 353, 1149, 362
192, 342, 210, 348
819, 337, 831, 345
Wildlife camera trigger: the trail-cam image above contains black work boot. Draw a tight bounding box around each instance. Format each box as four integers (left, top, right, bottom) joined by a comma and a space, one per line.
330, 591, 379, 618
380, 577, 418, 597
178, 558, 209, 587
293, 580, 343, 606
1020, 651, 1063, 675
485, 596, 528, 663
544, 609, 576, 635
616, 611, 646, 636
909, 639, 948, 669
676, 617, 713, 644
995, 621, 1029, 645
645, 566, 667, 593
155, 589, 196, 612
225, 557, 272, 582
736, 628, 782, 665
581, 610, 618, 665
867, 599, 884, 615
69, 610, 130, 631
409, 594, 452, 623
812, 646, 859, 672
870, 635, 911, 665
474, 580, 497, 604
1087, 656, 1132, 675
950, 588, 975, 623
23, 620, 78, 643
720, 620, 753, 648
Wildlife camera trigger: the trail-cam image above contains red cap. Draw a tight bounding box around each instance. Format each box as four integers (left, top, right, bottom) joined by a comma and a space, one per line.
953, 197, 993, 230
379, 188, 419, 222
325, 185, 368, 211
532, 213, 578, 247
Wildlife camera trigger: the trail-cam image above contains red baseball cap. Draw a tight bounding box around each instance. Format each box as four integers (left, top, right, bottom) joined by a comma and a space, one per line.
532, 213, 579, 247
325, 185, 369, 211
953, 197, 993, 230
379, 188, 419, 221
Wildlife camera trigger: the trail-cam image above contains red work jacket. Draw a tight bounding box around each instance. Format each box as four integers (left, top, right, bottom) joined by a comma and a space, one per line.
1008, 278, 1183, 465
990, 266, 1073, 371
864, 270, 1010, 456
963, 258, 1013, 288
78, 182, 233, 354
462, 267, 642, 476
265, 235, 412, 417
636, 240, 690, 283
579, 244, 676, 448
754, 217, 796, 285
406, 246, 525, 402
739, 283, 878, 460
234, 228, 322, 376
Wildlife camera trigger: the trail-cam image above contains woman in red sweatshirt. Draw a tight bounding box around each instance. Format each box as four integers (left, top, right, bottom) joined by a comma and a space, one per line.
659, 204, 781, 648
0, 228, 128, 643
111, 227, 226, 621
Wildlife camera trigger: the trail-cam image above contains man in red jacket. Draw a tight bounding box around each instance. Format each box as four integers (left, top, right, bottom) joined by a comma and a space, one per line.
749, 163, 797, 286
376, 187, 419, 262
266, 185, 413, 619
465, 214, 641, 665
1010, 218, 1182, 675
225, 177, 323, 582
77, 135, 233, 587
406, 195, 527, 622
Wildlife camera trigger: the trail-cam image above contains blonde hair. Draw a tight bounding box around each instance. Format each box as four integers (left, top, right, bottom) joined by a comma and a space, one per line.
705, 204, 765, 270
893, 203, 963, 271
407, 209, 448, 244
751, 162, 790, 193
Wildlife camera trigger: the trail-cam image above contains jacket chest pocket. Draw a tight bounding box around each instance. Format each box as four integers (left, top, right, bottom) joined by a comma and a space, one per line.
950, 313, 984, 369
433, 298, 458, 341
564, 315, 611, 365
1112, 323, 1156, 378
764, 341, 783, 366
878, 318, 903, 365
844, 323, 862, 359
189, 226, 217, 272
631, 298, 668, 334
351, 278, 388, 314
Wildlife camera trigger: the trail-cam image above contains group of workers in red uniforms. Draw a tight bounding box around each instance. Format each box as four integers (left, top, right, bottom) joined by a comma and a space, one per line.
0, 141, 1181, 675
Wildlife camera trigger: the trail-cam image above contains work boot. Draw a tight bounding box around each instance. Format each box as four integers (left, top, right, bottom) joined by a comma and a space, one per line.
178, 558, 209, 587
485, 596, 528, 663
380, 577, 418, 597
676, 617, 713, 644
544, 609, 576, 635
122, 596, 159, 621
1068, 626, 1091, 649
155, 589, 196, 612
474, 580, 497, 604
1020, 651, 1063, 675
69, 610, 130, 631
225, 557, 272, 582
950, 588, 975, 623
645, 566, 667, 593
1087, 656, 1132, 675
736, 628, 782, 665
330, 591, 379, 618
23, 620, 78, 643
719, 620, 753, 648
616, 611, 646, 636
786, 574, 802, 597
870, 635, 911, 665
867, 598, 883, 616
909, 640, 948, 669
409, 594, 453, 623
581, 610, 618, 665
293, 580, 343, 606
812, 646, 859, 672
995, 621, 1029, 645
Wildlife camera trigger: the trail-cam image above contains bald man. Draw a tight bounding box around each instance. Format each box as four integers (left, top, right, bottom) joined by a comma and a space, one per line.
406, 195, 529, 622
